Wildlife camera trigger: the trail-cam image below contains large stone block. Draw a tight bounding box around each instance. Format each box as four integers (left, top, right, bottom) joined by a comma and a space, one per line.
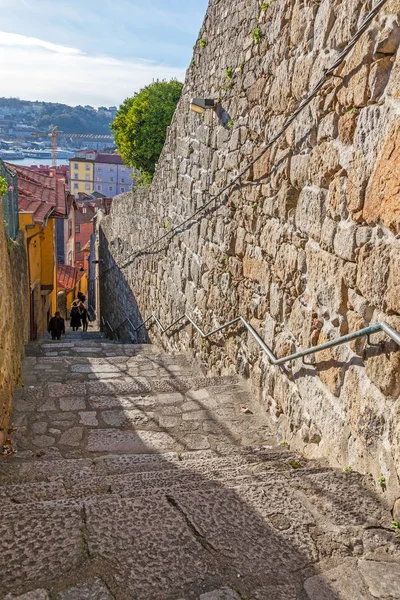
295, 187, 327, 242
363, 123, 400, 234
336, 30, 374, 107
333, 222, 357, 262
242, 246, 269, 284
308, 142, 340, 188
338, 112, 357, 145
273, 243, 299, 285
305, 242, 346, 313
356, 243, 400, 314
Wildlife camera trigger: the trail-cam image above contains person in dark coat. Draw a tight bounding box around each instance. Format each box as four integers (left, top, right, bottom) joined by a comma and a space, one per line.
70, 302, 81, 331
79, 301, 88, 332
48, 311, 65, 340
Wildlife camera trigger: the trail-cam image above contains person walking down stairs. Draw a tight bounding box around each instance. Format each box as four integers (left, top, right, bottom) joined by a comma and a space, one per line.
78, 302, 88, 332
47, 311, 65, 340
69, 301, 81, 332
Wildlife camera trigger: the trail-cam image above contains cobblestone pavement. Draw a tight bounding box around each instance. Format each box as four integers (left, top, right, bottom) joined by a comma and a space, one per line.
1, 332, 400, 600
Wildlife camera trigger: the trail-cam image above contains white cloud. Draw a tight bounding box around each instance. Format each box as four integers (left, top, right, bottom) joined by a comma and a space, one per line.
0, 32, 81, 55
0, 32, 186, 106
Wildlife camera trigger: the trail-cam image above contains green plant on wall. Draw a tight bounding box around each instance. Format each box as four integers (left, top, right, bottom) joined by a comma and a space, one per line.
226, 67, 233, 80
392, 521, 400, 538
0, 176, 8, 198
199, 38, 206, 48
378, 474, 386, 491
253, 27, 262, 44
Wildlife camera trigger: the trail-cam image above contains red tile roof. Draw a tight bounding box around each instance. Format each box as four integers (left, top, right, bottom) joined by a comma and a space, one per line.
94, 153, 124, 165
6, 163, 68, 225
57, 264, 84, 291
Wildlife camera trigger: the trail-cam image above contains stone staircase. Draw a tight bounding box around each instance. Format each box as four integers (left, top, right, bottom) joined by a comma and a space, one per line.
1, 332, 400, 600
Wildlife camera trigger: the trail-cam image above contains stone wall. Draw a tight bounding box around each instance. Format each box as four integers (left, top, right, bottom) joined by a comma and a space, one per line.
100, 0, 400, 502
0, 207, 29, 447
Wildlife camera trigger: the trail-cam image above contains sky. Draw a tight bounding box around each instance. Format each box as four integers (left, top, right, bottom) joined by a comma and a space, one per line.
0, 0, 209, 107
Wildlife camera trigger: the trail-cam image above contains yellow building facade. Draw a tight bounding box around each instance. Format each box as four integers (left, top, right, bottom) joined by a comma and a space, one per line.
18, 214, 57, 339
12, 165, 69, 340
69, 153, 96, 196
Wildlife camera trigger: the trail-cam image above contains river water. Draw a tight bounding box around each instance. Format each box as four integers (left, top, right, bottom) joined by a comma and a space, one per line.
8, 158, 69, 167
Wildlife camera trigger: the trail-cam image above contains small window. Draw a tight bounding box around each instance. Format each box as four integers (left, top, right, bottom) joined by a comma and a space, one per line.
109, 166, 114, 172
120, 178, 125, 183
120, 187, 125, 192
82, 208, 87, 213
97, 166, 101, 171
73, 183, 79, 189
110, 176, 114, 182
85, 164, 90, 171
121, 167, 126, 172
74, 163, 78, 169
97, 185, 101, 191
75, 242, 81, 253
85, 183, 90, 190
75, 224, 80, 234
74, 173, 78, 180
109, 186, 113, 192
96, 176, 102, 182
85, 174, 90, 181
68, 221, 72, 237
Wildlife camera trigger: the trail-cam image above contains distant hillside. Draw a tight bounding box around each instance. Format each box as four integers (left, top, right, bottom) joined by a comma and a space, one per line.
0, 97, 117, 135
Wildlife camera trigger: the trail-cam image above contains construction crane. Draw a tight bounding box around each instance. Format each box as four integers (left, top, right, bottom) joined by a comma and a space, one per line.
31, 127, 114, 168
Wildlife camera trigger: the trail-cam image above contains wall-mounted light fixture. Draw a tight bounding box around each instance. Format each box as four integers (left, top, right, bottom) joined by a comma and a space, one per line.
91, 259, 103, 264
190, 98, 215, 114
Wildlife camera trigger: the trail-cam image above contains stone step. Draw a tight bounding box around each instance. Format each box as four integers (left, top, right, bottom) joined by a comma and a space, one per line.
0, 462, 334, 505
0, 447, 319, 501
14, 375, 242, 405
21, 351, 200, 386
25, 341, 161, 358
10, 391, 267, 459
0, 469, 394, 600
0, 445, 298, 483
4, 336, 400, 600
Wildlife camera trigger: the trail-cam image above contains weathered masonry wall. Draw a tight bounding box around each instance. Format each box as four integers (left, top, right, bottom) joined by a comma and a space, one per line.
0, 211, 29, 446
100, 0, 400, 501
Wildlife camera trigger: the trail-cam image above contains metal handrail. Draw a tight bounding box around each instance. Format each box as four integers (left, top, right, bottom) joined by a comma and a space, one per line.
101, 315, 114, 334
128, 313, 400, 367
112, 317, 137, 340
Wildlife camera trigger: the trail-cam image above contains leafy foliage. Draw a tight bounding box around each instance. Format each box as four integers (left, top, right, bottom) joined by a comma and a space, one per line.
0, 176, 8, 198
253, 27, 262, 44
0, 97, 114, 134
111, 80, 183, 183
199, 38, 207, 48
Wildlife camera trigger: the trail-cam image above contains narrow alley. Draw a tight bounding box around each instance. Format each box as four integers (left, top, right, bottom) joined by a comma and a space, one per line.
1, 330, 400, 600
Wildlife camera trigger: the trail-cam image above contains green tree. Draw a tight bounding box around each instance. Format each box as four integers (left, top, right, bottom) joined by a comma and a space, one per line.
111, 79, 183, 183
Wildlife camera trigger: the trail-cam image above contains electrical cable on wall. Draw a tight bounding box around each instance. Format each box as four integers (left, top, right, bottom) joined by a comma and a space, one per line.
102, 0, 388, 276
